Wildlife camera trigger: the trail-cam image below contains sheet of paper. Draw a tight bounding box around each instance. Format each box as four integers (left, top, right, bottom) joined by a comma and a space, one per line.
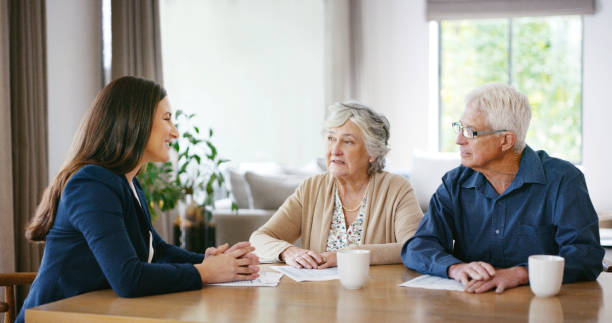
209, 271, 283, 287
399, 274, 465, 291
270, 265, 339, 282
258, 257, 280, 264
600, 228, 612, 247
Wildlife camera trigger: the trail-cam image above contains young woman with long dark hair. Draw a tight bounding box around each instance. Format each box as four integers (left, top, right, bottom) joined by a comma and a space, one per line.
16, 76, 259, 323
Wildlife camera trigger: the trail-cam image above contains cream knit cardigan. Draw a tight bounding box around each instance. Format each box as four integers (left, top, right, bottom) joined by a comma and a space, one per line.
249, 171, 424, 264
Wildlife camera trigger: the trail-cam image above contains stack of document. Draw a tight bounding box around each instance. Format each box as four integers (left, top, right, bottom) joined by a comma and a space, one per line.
400, 274, 465, 291
209, 271, 283, 287
270, 266, 339, 282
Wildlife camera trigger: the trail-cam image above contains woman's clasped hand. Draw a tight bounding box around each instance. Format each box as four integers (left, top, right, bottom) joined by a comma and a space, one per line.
196, 242, 260, 283
281, 246, 337, 269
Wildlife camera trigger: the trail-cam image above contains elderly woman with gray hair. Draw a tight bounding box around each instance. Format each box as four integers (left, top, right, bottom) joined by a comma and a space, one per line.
250, 102, 424, 268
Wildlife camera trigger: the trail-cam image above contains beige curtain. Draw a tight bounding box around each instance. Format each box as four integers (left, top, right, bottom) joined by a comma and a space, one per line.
427, 0, 596, 20
8, 0, 48, 311
0, 0, 15, 279
111, 0, 163, 83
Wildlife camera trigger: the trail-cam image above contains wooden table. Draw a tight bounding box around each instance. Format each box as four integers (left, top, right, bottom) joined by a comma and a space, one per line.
27, 265, 612, 322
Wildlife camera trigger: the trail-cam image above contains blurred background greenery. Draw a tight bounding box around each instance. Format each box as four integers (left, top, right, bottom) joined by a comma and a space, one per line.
439, 16, 582, 163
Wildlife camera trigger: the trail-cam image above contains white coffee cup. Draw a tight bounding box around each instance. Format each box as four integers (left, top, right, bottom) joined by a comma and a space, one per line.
337, 249, 370, 289
528, 255, 565, 297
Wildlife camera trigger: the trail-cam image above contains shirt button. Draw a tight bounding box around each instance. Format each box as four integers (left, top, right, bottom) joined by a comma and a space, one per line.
495, 229, 500, 235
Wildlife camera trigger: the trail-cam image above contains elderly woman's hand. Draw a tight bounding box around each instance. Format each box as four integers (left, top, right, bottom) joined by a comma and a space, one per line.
281, 246, 327, 269
316, 251, 337, 269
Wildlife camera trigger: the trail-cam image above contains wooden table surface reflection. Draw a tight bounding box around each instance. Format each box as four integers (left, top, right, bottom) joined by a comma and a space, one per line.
27, 264, 612, 322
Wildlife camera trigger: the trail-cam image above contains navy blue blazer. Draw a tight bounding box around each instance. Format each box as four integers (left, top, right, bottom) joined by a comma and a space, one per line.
17, 165, 204, 323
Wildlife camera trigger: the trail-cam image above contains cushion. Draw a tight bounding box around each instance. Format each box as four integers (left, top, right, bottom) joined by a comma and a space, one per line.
282, 158, 326, 177
316, 157, 327, 171
411, 151, 461, 211
244, 171, 305, 210
227, 168, 252, 209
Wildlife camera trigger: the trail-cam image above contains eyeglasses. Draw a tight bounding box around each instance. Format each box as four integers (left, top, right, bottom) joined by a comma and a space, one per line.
452, 121, 507, 139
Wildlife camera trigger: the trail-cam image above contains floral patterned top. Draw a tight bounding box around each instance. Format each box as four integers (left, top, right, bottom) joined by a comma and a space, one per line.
326, 188, 367, 251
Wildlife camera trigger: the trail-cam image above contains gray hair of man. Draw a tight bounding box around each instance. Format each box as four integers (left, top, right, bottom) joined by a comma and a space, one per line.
324, 102, 391, 175
465, 82, 532, 153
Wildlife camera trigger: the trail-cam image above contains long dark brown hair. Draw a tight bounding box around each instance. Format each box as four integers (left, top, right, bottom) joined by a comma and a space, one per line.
26, 76, 167, 241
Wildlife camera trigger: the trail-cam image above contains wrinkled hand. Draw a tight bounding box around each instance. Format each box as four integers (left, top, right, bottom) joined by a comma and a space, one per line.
317, 251, 337, 269
464, 266, 528, 294
281, 247, 326, 269
448, 261, 496, 285
195, 245, 260, 284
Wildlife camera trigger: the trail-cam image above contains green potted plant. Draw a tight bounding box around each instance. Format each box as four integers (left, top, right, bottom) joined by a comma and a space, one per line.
137, 109, 234, 252
138, 160, 181, 221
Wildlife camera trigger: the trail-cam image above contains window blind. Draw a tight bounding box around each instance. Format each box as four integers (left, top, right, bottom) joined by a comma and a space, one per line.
426, 0, 595, 20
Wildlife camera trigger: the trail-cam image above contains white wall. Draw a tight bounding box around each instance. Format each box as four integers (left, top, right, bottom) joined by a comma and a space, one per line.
161, 0, 325, 167
46, 0, 102, 182
583, 0, 612, 212
352, 0, 429, 171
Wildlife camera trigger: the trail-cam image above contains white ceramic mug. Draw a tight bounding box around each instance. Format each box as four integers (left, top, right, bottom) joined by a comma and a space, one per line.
528, 255, 565, 297
337, 249, 371, 289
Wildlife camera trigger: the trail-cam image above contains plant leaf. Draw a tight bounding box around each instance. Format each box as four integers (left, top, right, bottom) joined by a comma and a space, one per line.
206, 141, 217, 160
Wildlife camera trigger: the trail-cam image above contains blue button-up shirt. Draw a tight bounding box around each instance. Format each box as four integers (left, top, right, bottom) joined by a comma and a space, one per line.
401, 146, 604, 283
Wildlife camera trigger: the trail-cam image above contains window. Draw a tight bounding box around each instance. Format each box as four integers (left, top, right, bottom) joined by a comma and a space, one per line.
101, 0, 111, 85
438, 16, 583, 163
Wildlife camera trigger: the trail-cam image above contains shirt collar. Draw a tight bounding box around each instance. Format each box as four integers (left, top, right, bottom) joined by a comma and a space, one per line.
460, 145, 546, 190
513, 145, 547, 186
462, 170, 486, 189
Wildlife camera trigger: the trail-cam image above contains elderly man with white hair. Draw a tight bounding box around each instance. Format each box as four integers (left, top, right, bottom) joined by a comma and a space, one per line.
401, 83, 604, 294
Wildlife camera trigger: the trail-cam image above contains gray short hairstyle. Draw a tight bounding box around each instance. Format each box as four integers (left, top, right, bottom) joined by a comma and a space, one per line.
324, 102, 390, 175
465, 83, 532, 153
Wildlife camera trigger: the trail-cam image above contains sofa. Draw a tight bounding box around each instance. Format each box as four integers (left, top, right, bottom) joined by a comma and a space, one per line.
212, 160, 326, 246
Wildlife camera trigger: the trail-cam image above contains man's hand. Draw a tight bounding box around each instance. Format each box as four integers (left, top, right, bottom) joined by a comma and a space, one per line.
448, 261, 496, 285
464, 266, 528, 294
